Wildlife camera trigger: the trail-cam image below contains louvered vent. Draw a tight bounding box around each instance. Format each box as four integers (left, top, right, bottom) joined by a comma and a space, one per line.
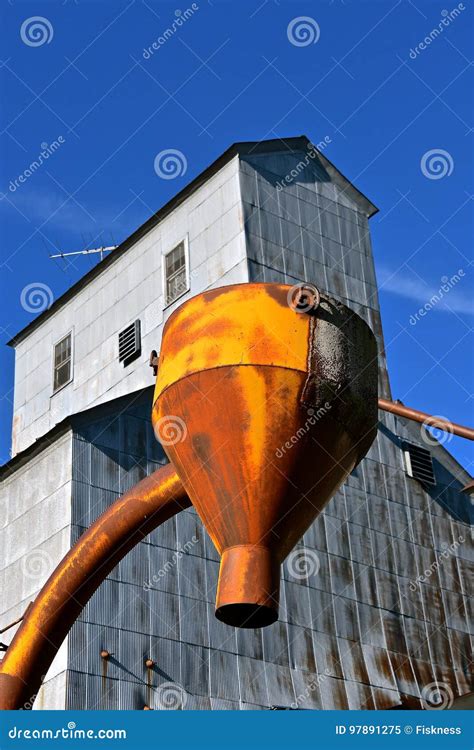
403, 442, 435, 485
118, 320, 141, 366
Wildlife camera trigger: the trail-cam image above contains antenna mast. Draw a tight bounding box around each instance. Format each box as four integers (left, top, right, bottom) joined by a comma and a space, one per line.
49, 245, 117, 262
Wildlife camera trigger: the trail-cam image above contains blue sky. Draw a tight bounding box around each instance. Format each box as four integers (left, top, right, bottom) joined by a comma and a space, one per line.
0, 0, 472, 470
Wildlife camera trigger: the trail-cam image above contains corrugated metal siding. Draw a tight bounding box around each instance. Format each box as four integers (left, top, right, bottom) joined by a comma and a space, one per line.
241, 152, 390, 399
67, 380, 472, 712
67, 400, 470, 709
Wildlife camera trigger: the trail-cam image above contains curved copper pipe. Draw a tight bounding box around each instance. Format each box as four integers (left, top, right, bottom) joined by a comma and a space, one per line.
378, 398, 474, 441
0, 463, 189, 710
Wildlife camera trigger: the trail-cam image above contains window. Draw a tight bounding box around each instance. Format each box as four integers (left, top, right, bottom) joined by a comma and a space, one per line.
164, 240, 188, 305
118, 320, 141, 366
53, 333, 72, 393
403, 441, 435, 486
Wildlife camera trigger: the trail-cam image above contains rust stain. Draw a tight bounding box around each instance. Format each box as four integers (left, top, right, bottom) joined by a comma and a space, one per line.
101, 650, 109, 699
145, 663, 153, 708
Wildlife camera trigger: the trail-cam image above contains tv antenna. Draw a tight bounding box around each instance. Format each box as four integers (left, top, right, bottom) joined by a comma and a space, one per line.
49, 245, 117, 262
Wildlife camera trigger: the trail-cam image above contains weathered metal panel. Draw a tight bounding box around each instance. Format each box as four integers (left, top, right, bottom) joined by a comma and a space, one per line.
283, 669, 327, 710
287, 624, 316, 673
176, 510, 206, 561
319, 675, 349, 709
346, 681, 375, 710
333, 597, 360, 642
262, 620, 290, 667
144, 635, 182, 708
118, 630, 147, 681
67, 620, 88, 674
235, 626, 264, 661
182, 694, 212, 710
65, 670, 87, 710
180, 597, 209, 648
284, 581, 313, 630
362, 644, 397, 691
145, 545, 179, 595
147, 590, 179, 641
210, 697, 240, 710
308, 588, 336, 635
148, 515, 177, 551
33, 673, 67, 711
206, 601, 237, 653
265, 662, 296, 708
358, 602, 386, 648
90, 444, 120, 493
117, 541, 149, 587
88, 486, 119, 525
237, 655, 269, 706
330, 554, 356, 599
337, 639, 370, 685
180, 644, 209, 697
209, 650, 240, 701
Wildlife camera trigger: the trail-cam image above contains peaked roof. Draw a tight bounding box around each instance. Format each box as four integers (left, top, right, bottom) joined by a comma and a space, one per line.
0, 385, 154, 478
8, 136, 377, 347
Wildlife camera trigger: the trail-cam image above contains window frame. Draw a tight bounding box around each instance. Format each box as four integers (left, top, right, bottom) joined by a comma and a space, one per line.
51, 330, 74, 395
162, 236, 190, 309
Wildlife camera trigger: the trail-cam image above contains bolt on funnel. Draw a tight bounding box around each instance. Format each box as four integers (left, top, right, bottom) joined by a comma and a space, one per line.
152, 283, 378, 628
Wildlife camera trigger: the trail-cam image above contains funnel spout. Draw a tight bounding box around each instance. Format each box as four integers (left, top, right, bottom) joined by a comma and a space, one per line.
215, 545, 279, 628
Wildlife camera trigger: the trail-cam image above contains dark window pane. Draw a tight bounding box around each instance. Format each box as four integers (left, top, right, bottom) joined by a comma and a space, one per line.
165, 242, 187, 304
53, 334, 72, 392
54, 361, 71, 391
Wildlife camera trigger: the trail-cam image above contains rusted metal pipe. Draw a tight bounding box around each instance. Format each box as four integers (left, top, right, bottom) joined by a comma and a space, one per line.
378, 398, 474, 441
0, 463, 189, 710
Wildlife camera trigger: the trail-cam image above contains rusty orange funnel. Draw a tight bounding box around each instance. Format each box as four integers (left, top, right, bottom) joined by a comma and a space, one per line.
152, 283, 377, 628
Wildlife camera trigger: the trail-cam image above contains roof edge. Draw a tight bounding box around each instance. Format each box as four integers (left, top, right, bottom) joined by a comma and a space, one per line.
7, 143, 243, 348
0, 421, 73, 480
7, 135, 377, 347
0, 385, 154, 479
312, 144, 378, 218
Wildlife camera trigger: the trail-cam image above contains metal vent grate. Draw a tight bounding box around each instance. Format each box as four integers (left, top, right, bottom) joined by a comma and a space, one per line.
403, 442, 435, 485
118, 320, 141, 365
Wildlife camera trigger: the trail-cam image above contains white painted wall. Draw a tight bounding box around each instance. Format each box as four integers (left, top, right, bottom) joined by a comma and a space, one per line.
11, 157, 247, 456
0, 432, 72, 709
